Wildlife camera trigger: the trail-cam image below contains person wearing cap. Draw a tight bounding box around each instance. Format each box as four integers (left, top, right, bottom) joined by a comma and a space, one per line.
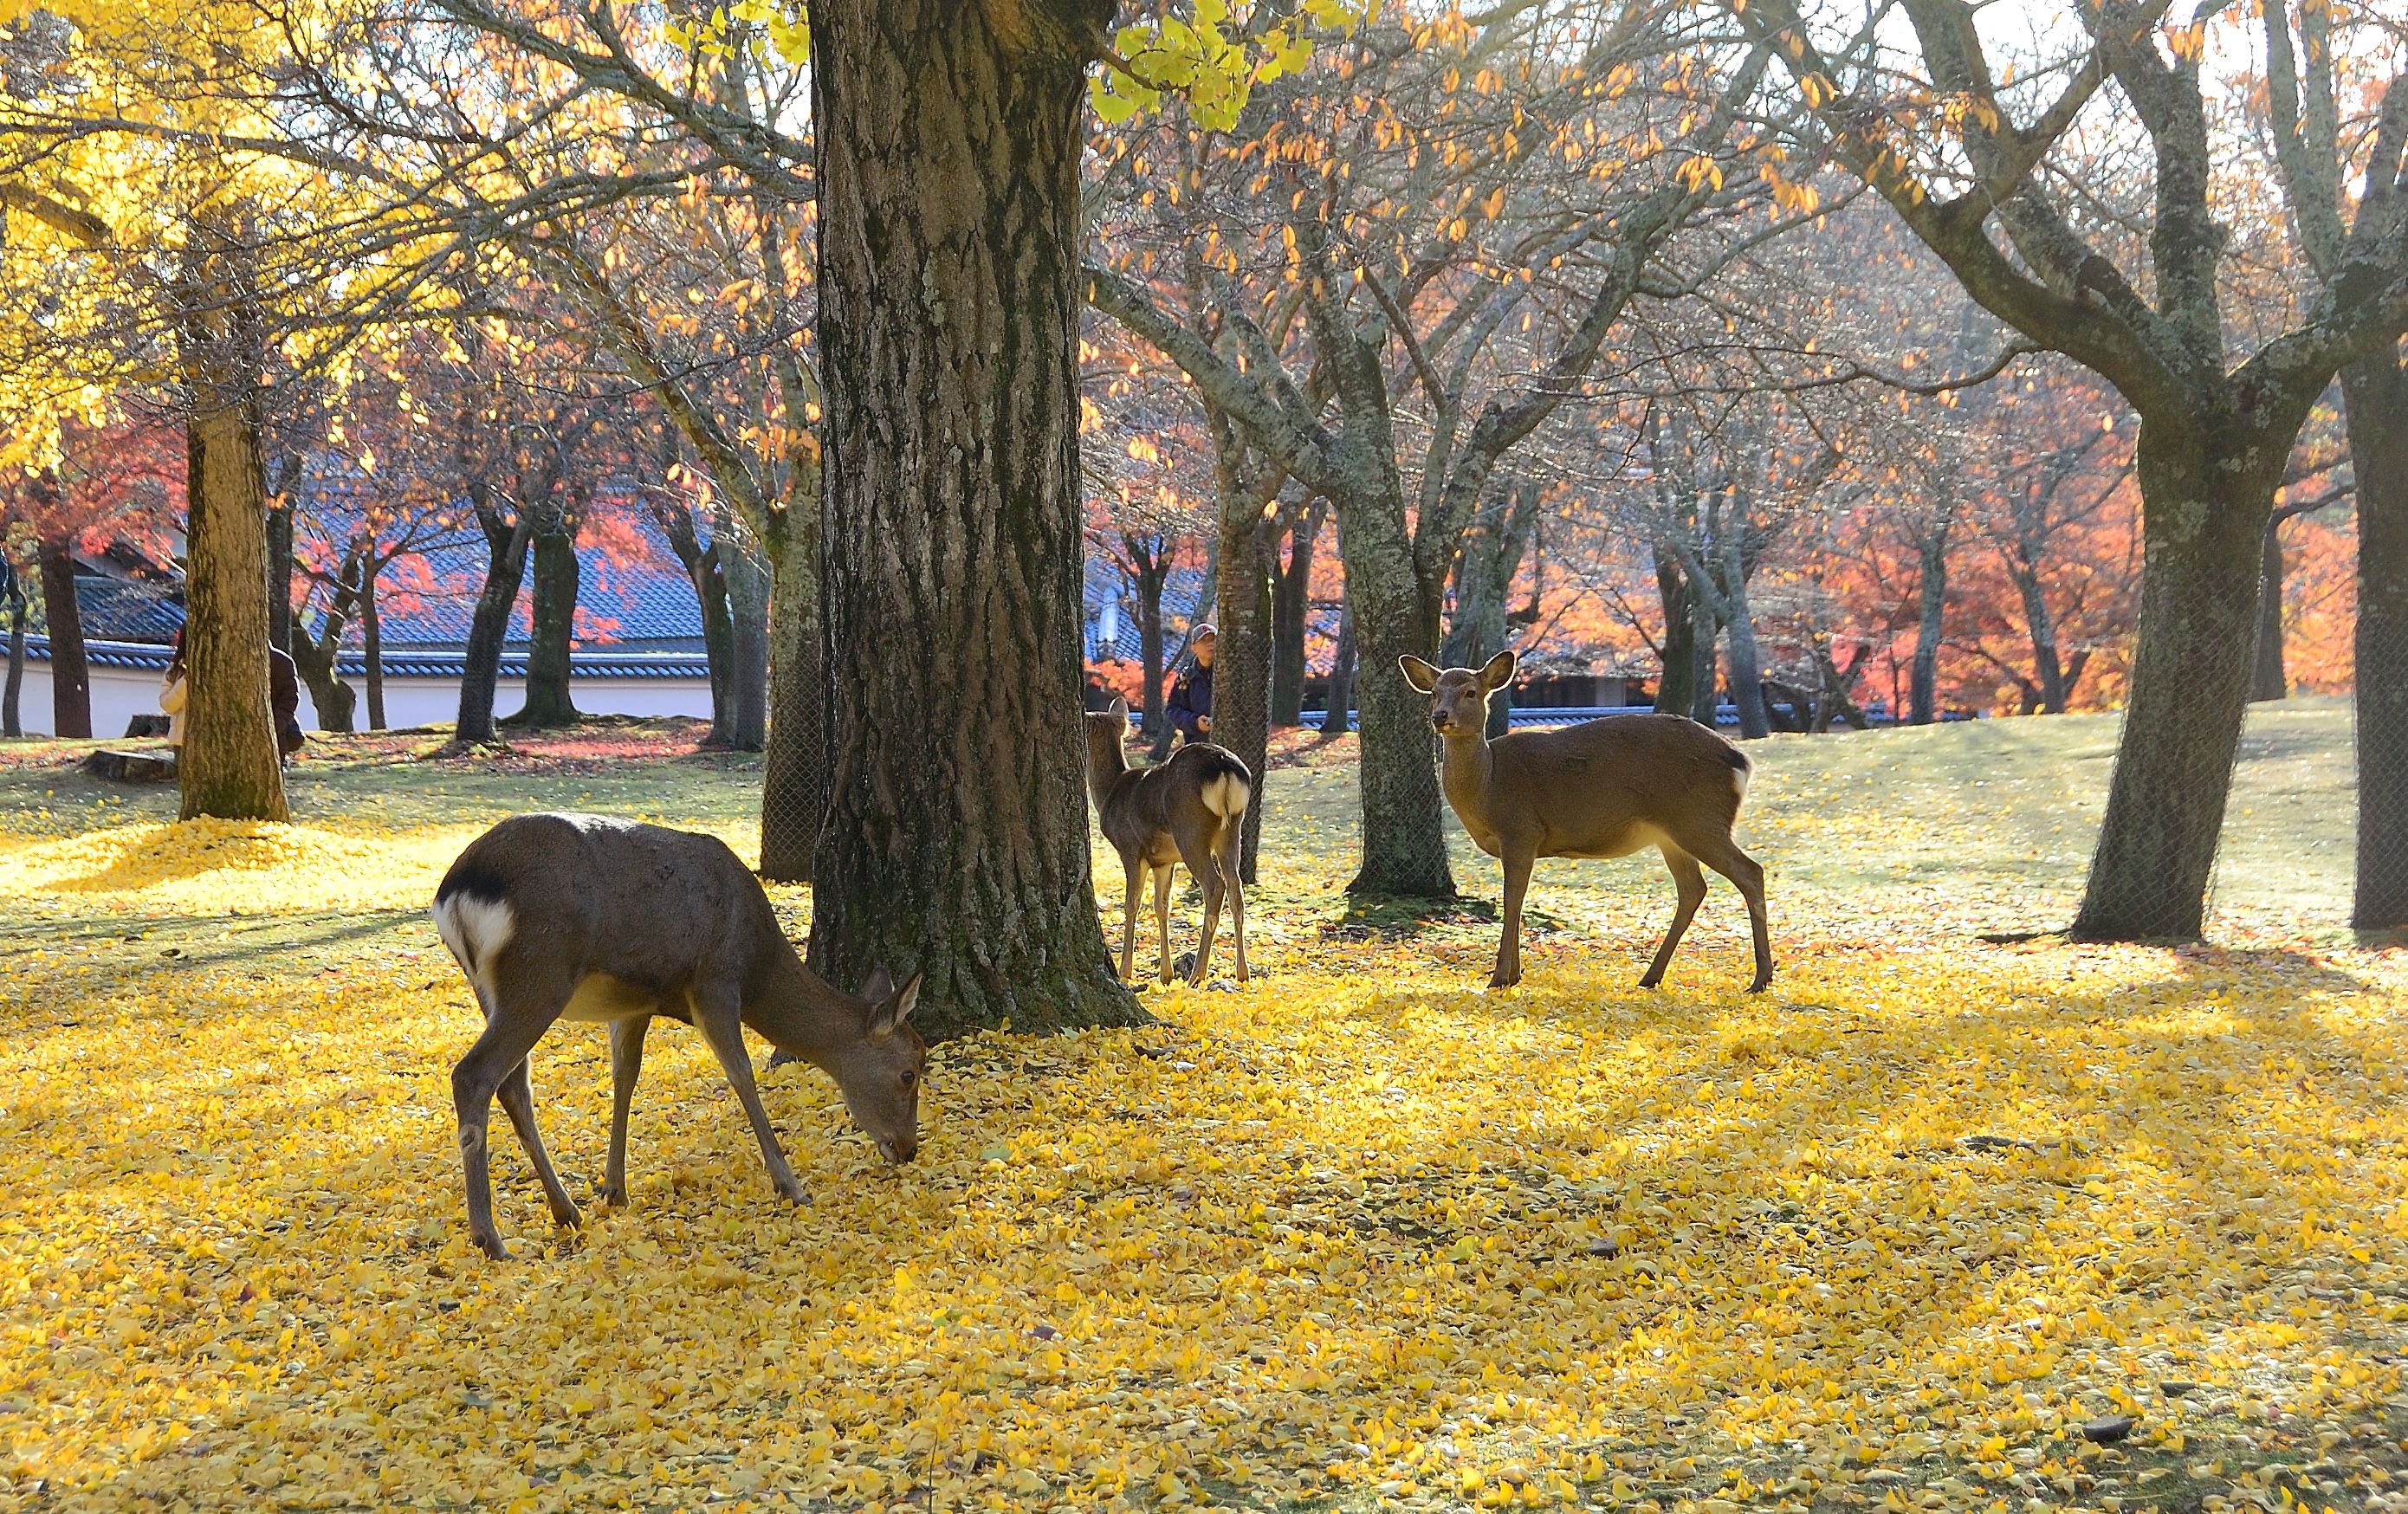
1165, 623, 1216, 742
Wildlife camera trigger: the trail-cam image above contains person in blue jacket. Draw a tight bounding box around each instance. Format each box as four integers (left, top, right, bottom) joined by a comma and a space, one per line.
1165, 624, 1215, 742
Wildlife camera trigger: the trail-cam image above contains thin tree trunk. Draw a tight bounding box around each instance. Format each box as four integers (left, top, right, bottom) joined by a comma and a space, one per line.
36, 535, 89, 739
1270, 501, 1324, 726
2249, 514, 2288, 702
1722, 547, 1772, 740
1442, 480, 1539, 740
1689, 581, 1719, 726
2345, 351, 2408, 929
456, 513, 529, 746
809, 0, 1138, 1035
3, 571, 26, 738
2073, 424, 2284, 941
657, 501, 736, 741
1654, 553, 1696, 716
509, 512, 581, 728
1324, 598, 1356, 734
2009, 562, 2072, 714
760, 504, 824, 883
720, 529, 770, 753
1132, 549, 1168, 741
291, 551, 361, 734
265, 497, 294, 654
361, 563, 385, 731
1910, 507, 1952, 724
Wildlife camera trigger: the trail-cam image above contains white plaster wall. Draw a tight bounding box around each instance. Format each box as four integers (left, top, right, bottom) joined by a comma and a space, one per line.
9, 663, 713, 737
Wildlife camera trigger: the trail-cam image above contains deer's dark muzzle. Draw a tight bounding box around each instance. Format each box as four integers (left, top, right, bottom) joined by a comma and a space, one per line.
879, 1134, 918, 1164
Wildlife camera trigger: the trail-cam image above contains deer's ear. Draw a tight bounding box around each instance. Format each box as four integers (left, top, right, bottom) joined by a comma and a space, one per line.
1398, 655, 1440, 694
871, 973, 924, 1038
1107, 695, 1129, 721
1479, 650, 1518, 692
861, 964, 895, 1004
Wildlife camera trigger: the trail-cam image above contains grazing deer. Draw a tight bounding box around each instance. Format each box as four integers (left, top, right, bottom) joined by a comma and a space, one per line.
1400, 651, 1772, 993
431, 812, 926, 1259
1083, 696, 1252, 987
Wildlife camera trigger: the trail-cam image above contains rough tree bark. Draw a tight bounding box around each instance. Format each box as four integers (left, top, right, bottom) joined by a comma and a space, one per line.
1125, 537, 1172, 741
1269, 500, 1325, 726
809, 0, 1139, 1036
1910, 495, 1956, 724
719, 526, 770, 753
1653, 554, 1699, 717
3, 558, 27, 738
758, 501, 824, 883
456, 501, 530, 747
2074, 423, 2288, 939
2345, 350, 2408, 929
508, 505, 581, 728
1324, 596, 1356, 734
654, 497, 736, 740
36, 534, 89, 739
359, 562, 386, 730
1440, 479, 1540, 740
291, 543, 363, 734
176, 225, 286, 822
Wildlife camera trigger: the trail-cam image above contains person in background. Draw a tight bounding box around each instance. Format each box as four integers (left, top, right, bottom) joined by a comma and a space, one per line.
160, 624, 308, 762
1165, 623, 1215, 743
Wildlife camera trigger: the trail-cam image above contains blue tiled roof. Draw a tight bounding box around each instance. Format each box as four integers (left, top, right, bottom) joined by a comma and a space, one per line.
74, 578, 185, 644
293, 464, 706, 651
23, 636, 711, 680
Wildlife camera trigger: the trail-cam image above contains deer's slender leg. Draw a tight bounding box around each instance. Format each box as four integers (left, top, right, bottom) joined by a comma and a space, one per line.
688, 984, 810, 1204
495, 1056, 583, 1230
1118, 855, 1144, 981
1152, 864, 1176, 984
1220, 824, 1249, 984
1180, 827, 1223, 981
1492, 847, 1535, 989
1687, 832, 1773, 993
451, 958, 575, 1260
601, 1013, 652, 1207
1641, 846, 1710, 989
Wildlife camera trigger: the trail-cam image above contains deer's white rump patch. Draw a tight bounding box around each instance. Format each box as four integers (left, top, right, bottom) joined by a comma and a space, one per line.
432, 893, 515, 1007
1201, 773, 1250, 820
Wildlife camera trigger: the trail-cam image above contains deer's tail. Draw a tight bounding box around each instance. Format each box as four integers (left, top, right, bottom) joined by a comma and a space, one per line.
1198, 752, 1252, 821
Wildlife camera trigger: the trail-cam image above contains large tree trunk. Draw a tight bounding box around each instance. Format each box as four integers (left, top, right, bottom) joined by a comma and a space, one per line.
36, 534, 89, 739
456, 512, 529, 746
1269, 501, 1324, 726
808, 0, 1139, 1037
1215, 497, 1272, 885
1334, 482, 1455, 897
2249, 514, 2289, 702
508, 513, 580, 728
760, 506, 824, 883
2073, 423, 2283, 941
177, 229, 287, 821
2345, 350, 2408, 930
720, 528, 770, 753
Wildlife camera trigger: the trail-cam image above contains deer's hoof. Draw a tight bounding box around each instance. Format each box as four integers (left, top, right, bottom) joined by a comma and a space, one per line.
778, 1183, 813, 1207
472, 1232, 511, 1262
597, 1185, 627, 1209
1637, 974, 1665, 990
549, 1201, 586, 1230
1486, 973, 1521, 991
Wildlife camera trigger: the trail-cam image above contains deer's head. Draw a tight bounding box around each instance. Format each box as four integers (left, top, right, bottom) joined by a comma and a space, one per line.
827, 966, 928, 1164
1084, 696, 1133, 776
1401, 650, 1516, 736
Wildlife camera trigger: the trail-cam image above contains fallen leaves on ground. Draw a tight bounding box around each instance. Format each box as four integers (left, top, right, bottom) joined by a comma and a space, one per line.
3, 715, 2406, 1513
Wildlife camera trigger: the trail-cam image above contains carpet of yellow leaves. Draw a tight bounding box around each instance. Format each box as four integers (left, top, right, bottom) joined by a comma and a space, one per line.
3, 799, 2406, 1514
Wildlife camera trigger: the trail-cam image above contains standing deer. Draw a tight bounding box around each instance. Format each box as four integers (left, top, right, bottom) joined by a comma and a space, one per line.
1083, 696, 1252, 986
1400, 651, 1772, 993
431, 812, 926, 1259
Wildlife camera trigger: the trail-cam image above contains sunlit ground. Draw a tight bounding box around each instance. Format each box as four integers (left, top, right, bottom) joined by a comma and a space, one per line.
2, 702, 2403, 1514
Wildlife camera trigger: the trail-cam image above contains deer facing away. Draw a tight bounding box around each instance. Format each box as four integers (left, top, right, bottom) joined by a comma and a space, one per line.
1400, 651, 1772, 993
1083, 696, 1251, 986
432, 812, 925, 1259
